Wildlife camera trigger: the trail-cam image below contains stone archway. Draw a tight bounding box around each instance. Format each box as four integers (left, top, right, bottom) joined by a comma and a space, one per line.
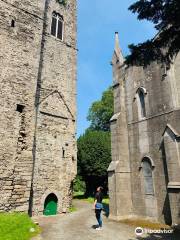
43, 193, 58, 216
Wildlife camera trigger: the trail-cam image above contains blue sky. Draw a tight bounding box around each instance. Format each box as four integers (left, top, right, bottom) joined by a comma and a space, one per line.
77, 0, 156, 136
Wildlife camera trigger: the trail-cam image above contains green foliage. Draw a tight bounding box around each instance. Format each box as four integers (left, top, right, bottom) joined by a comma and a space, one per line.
68, 206, 77, 213
85, 197, 109, 205
85, 197, 94, 204
77, 129, 111, 195
73, 195, 109, 205
78, 130, 111, 177
56, 0, 67, 6
73, 175, 86, 193
77, 87, 113, 196
73, 191, 85, 199
87, 87, 113, 132
102, 197, 109, 205
126, 0, 180, 66
0, 213, 40, 240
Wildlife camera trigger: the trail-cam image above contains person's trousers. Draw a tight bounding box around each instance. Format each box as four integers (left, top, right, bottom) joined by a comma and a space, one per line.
95, 209, 102, 227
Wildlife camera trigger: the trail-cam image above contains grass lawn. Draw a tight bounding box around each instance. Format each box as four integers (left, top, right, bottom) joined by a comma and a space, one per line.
0, 213, 40, 240
85, 196, 109, 205
74, 192, 109, 204
73, 191, 84, 198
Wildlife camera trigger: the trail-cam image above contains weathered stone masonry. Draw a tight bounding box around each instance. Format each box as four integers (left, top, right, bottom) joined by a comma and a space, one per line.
0, 0, 77, 215
108, 33, 180, 226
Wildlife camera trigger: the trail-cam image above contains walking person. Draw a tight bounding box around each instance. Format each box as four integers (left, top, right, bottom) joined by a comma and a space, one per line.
93, 186, 103, 230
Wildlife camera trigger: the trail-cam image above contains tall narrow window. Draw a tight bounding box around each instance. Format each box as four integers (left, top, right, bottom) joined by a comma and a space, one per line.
51, 13, 57, 36
142, 158, 154, 195
138, 89, 146, 118
62, 147, 65, 158
11, 19, 15, 27
51, 12, 64, 40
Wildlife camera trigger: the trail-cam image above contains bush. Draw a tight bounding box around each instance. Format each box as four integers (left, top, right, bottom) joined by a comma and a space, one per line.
73, 175, 86, 193
78, 130, 111, 196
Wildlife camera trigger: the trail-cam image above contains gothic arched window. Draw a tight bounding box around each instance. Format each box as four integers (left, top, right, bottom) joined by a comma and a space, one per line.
142, 158, 154, 195
138, 89, 146, 118
135, 87, 147, 119
51, 12, 64, 40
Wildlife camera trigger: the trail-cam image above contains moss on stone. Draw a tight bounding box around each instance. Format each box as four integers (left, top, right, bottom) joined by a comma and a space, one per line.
119, 218, 171, 230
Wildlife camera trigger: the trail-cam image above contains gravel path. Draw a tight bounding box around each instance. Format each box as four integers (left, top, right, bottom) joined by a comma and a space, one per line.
32, 200, 179, 240
32, 200, 136, 240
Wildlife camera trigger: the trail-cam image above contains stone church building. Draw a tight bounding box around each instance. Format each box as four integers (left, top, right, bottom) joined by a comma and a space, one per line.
108, 32, 180, 226
0, 0, 77, 216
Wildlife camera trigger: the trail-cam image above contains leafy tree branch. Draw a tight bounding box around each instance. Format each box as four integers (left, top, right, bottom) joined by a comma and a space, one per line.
126, 0, 180, 66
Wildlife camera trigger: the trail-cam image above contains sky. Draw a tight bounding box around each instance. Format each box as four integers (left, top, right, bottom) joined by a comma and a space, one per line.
77, 0, 156, 136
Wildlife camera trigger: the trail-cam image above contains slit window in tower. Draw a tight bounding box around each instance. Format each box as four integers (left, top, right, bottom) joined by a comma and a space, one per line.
51, 12, 64, 40
62, 147, 65, 158
11, 19, 15, 27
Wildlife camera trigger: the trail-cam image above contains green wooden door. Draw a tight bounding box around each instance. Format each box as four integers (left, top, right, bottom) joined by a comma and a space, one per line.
43, 193, 58, 216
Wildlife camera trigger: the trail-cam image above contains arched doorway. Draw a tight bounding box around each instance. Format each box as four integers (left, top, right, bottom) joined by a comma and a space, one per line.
43, 193, 58, 216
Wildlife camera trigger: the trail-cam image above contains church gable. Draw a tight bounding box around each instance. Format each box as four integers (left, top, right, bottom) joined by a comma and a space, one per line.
162, 124, 180, 140
39, 90, 74, 120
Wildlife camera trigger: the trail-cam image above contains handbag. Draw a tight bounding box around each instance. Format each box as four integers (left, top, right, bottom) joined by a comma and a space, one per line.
95, 202, 103, 209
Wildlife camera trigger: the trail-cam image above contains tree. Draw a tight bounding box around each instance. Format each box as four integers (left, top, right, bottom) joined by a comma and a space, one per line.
126, 0, 180, 66
77, 87, 113, 196
77, 130, 111, 196
87, 87, 113, 132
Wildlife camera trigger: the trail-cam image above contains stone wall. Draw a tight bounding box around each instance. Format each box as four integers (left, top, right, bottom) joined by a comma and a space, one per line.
0, 0, 44, 213
31, 0, 77, 216
125, 56, 180, 224
0, 0, 77, 215
108, 33, 180, 225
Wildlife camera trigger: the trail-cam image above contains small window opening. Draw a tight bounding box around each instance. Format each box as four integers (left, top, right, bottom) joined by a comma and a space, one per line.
11, 20, 15, 28
16, 104, 24, 113
62, 147, 65, 158
51, 12, 64, 40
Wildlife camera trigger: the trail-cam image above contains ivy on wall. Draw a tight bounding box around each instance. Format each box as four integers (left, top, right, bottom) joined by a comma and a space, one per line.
56, 0, 67, 6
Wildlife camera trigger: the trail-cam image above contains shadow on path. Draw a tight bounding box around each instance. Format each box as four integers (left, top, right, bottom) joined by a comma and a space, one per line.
91, 224, 99, 229
103, 203, 109, 218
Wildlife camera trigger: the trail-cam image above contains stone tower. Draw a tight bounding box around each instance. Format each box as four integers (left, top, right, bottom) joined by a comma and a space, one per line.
0, 0, 77, 216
